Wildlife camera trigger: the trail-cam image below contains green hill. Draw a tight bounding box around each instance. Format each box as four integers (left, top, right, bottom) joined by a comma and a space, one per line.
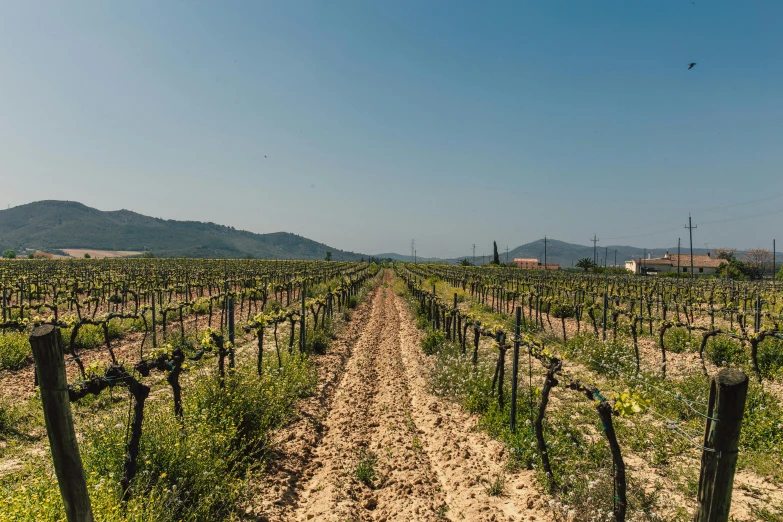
0, 201, 366, 260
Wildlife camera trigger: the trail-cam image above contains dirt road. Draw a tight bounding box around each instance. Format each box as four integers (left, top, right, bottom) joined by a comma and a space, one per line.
251, 272, 551, 522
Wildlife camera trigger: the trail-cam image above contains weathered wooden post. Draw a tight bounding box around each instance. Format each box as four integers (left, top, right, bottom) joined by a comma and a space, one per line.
693, 368, 749, 522
151, 290, 157, 348
510, 306, 521, 433
473, 322, 480, 365
30, 325, 94, 522
228, 296, 235, 369
300, 282, 306, 352
754, 294, 761, 333
453, 293, 458, 340
602, 290, 608, 342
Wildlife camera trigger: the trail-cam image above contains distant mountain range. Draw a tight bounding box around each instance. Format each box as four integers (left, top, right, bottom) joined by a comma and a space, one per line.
374, 253, 443, 263
500, 238, 712, 268
0, 201, 366, 260
1, 201, 716, 265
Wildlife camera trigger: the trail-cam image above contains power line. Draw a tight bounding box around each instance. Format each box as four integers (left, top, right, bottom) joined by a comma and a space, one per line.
697, 192, 783, 212
600, 192, 783, 239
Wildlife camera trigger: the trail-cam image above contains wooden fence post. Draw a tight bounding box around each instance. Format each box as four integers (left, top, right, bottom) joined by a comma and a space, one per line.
30, 324, 94, 522
151, 291, 157, 348
300, 283, 306, 352
510, 306, 521, 433
228, 296, 235, 369
693, 368, 749, 522
453, 293, 458, 340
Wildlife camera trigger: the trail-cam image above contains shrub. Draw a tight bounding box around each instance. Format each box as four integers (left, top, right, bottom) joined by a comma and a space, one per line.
0, 331, 30, 370
421, 330, 446, 355
305, 322, 333, 355
551, 303, 576, 319
563, 335, 635, 375
0, 396, 20, 435
740, 384, 783, 457
191, 297, 212, 315
347, 296, 358, 309
757, 338, 783, 380
705, 336, 745, 367
664, 327, 695, 353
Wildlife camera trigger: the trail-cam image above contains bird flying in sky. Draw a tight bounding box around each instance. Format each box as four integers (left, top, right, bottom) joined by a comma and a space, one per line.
688, 63, 697, 70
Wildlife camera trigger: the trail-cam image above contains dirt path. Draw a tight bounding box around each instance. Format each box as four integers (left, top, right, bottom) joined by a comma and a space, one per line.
252, 272, 551, 522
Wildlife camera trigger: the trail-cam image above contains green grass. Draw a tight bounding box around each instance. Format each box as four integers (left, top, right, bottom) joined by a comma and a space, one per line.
398, 272, 783, 521
0, 350, 316, 521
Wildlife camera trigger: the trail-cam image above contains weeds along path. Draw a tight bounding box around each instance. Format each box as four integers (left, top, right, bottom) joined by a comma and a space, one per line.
286, 272, 551, 522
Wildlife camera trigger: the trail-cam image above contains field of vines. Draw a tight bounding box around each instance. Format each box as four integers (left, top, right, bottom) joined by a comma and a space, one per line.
395, 264, 783, 521
1, 258, 782, 521
0, 259, 378, 521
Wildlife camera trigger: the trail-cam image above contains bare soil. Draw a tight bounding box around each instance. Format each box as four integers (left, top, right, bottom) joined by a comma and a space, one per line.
246, 273, 552, 522
60, 249, 143, 258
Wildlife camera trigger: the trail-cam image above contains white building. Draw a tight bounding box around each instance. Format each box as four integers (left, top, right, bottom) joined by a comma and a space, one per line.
625, 252, 723, 275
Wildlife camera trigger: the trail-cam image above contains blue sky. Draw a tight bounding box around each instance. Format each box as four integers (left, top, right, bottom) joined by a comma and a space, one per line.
1, 1, 781, 258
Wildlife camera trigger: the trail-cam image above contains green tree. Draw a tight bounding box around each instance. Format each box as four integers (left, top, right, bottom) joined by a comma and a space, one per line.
325, 251, 332, 261
576, 257, 595, 272
492, 241, 500, 265
776, 265, 783, 282
84, 253, 91, 258
714, 254, 758, 280
459, 258, 473, 266
2, 250, 16, 259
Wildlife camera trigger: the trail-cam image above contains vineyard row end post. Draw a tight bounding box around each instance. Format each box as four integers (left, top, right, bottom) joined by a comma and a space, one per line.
693, 368, 749, 522
30, 324, 94, 522
300, 282, 306, 352
228, 296, 235, 369
510, 306, 521, 433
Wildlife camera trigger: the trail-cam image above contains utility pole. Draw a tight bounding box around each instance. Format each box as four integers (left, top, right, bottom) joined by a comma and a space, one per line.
685, 214, 697, 278
591, 234, 599, 265
414, 249, 417, 264
773, 239, 776, 281
677, 238, 681, 278
604, 246, 608, 268
472, 244, 476, 266
642, 248, 646, 275
614, 249, 617, 268
543, 236, 548, 270
411, 239, 415, 263
506, 245, 509, 264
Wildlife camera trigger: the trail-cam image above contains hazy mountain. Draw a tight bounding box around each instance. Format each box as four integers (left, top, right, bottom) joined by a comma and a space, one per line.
0, 201, 366, 260
396, 239, 714, 267
503, 238, 712, 268
373, 253, 443, 263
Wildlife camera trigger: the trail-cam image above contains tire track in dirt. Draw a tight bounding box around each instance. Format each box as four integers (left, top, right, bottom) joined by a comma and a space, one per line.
293, 279, 447, 521
290, 273, 552, 522
391, 289, 552, 522
242, 282, 379, 521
